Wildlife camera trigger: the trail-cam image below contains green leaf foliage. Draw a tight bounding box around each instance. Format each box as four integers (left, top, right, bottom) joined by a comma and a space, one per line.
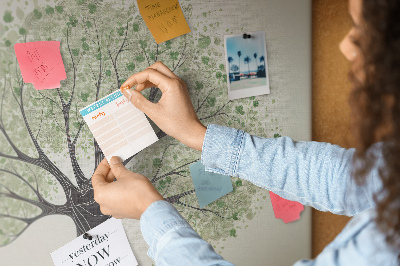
55, 6, 63, 13
235, 105, 245, 115
153, 158, 161, 167
201, 56, 209, 65
82, 42, 89, 51
197, 35, 211, 49
170, 51, 179, 60
126, 63, 135, 71
136, 54, 145, 63
3, 11, 14, 23
45, 6, 54, 15
33, 9, 42, 20
19, 27, 27, 35
132, 23, 139, 32
117, 27, 125, 36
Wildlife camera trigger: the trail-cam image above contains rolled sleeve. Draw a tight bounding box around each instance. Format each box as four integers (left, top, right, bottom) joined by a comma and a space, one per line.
201, 124, 245, 176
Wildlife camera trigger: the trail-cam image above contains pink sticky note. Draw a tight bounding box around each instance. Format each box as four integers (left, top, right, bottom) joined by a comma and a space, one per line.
14, 41, 67, 90
270, 191, 304, 223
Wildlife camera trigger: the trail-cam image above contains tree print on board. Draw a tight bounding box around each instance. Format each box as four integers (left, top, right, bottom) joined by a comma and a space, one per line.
0, 0, 282, 247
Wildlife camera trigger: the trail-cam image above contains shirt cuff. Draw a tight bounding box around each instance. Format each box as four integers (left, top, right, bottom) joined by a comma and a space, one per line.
201, 124, 245, 176
140, 200, 192, 260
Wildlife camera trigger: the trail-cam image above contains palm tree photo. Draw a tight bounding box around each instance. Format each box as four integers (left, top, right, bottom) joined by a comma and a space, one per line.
244, 56, 251, 77
253, 53, 258, 75
237, 51, 242, 77
228, 56, 234, 73
260, 55, 265, 70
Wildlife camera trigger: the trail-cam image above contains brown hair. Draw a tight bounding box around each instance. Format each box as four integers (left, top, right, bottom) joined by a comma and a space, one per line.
350, 0, 400, 252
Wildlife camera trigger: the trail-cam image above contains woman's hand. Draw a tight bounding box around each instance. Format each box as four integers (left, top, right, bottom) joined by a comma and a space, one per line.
92, 157, 164, 220
120, 61, 206, 151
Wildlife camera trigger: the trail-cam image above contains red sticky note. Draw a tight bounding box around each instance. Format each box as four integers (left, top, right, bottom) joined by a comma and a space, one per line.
14, 41, 67, 90
269, 191, 304, 223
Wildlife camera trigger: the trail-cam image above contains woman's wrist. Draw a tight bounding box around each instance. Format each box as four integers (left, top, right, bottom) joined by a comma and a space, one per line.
179, 122, 207, 151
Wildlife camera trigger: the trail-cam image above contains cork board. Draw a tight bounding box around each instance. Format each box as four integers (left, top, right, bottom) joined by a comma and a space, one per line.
312, 0, 353, 258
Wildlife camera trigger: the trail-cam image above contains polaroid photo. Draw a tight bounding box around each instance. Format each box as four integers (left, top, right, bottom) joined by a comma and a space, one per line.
224, 31, 270, 100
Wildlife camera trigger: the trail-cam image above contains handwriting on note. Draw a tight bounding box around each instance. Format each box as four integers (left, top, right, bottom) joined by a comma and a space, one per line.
92, 112, 105, 120
137, 0, 191, 44
189, 161, 233, 208
269, 191, 304, 224
14, 41, 67, 90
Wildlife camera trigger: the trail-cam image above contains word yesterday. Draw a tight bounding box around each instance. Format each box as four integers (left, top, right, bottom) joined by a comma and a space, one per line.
68, 233, 109, 260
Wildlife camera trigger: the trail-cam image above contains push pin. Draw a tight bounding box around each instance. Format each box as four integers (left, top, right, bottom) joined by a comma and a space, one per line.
242, 33, 252, 39
83, 233, 93, 240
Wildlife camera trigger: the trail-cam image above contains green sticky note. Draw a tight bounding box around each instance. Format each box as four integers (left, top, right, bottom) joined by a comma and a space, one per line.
189, 161, 233, 208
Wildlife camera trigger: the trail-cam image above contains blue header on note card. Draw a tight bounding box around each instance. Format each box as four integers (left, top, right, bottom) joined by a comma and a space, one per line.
80, 91, 123, 117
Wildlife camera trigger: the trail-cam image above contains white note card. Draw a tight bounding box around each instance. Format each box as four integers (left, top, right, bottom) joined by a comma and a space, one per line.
80, 90, 158, 161
51, 218, 138, 266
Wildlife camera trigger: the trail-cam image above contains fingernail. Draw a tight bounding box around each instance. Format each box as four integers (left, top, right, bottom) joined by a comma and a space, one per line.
110, 156, 122, 165
120, 85, 130, 92
123, 89, 133, 100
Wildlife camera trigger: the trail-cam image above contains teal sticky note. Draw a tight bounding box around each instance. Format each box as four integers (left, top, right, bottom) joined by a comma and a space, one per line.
189, 161, 233, 208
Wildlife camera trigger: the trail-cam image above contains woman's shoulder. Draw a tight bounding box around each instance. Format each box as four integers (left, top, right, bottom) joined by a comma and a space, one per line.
323, 209, 399, 265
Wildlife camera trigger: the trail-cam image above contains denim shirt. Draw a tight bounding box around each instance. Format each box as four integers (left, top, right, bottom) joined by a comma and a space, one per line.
140, 124, 399, 265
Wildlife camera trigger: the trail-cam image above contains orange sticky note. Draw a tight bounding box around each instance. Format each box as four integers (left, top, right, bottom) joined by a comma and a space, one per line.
14, 41, 67, 90
137, 0, 191, 44
269, 191, 304, 223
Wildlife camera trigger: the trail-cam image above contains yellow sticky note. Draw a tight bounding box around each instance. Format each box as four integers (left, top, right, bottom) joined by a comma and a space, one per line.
137, 0, 191, 44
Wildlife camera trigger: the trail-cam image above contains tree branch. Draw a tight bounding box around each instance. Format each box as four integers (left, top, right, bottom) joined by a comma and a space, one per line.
196, 89, 215, 113
0, 168, 44, 202
153, 144, 177, 179
164, 189, 227, 219
151, 159, 198, 183
1, 73, 75, 192
199, 100, 232, 121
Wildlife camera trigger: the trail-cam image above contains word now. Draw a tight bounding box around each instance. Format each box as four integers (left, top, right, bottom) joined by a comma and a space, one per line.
159, 15, 178, 34
76, 245, 111, 266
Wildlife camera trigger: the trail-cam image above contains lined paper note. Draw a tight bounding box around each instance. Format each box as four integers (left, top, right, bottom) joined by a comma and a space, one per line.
80, 90, 158, 162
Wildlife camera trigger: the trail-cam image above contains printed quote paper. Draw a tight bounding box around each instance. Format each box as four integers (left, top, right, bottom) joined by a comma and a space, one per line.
51, 218, 138, 266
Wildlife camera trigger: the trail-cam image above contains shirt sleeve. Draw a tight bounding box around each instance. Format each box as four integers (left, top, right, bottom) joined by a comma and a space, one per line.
140, 200, 235, 265
201, 124, 383, 216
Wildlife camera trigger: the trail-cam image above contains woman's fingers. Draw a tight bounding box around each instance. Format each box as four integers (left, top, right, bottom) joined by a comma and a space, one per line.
91, 159, 110, 188
121, 68, 173, 94
135, 81, 157, 92
148, 61, 178, 80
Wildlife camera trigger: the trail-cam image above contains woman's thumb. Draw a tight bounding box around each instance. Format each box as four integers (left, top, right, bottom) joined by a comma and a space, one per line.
122, 89, 153, 114
109, 156, 128, 178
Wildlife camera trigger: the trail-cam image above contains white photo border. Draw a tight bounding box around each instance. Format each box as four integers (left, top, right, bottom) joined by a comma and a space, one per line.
224, 31, 270, 100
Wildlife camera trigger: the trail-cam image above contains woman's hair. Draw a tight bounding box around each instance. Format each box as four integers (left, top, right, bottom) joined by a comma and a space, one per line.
350, 0, 400, 251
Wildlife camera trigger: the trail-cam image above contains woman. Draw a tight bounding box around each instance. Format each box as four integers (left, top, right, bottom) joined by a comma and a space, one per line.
91, 0, 400, 264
